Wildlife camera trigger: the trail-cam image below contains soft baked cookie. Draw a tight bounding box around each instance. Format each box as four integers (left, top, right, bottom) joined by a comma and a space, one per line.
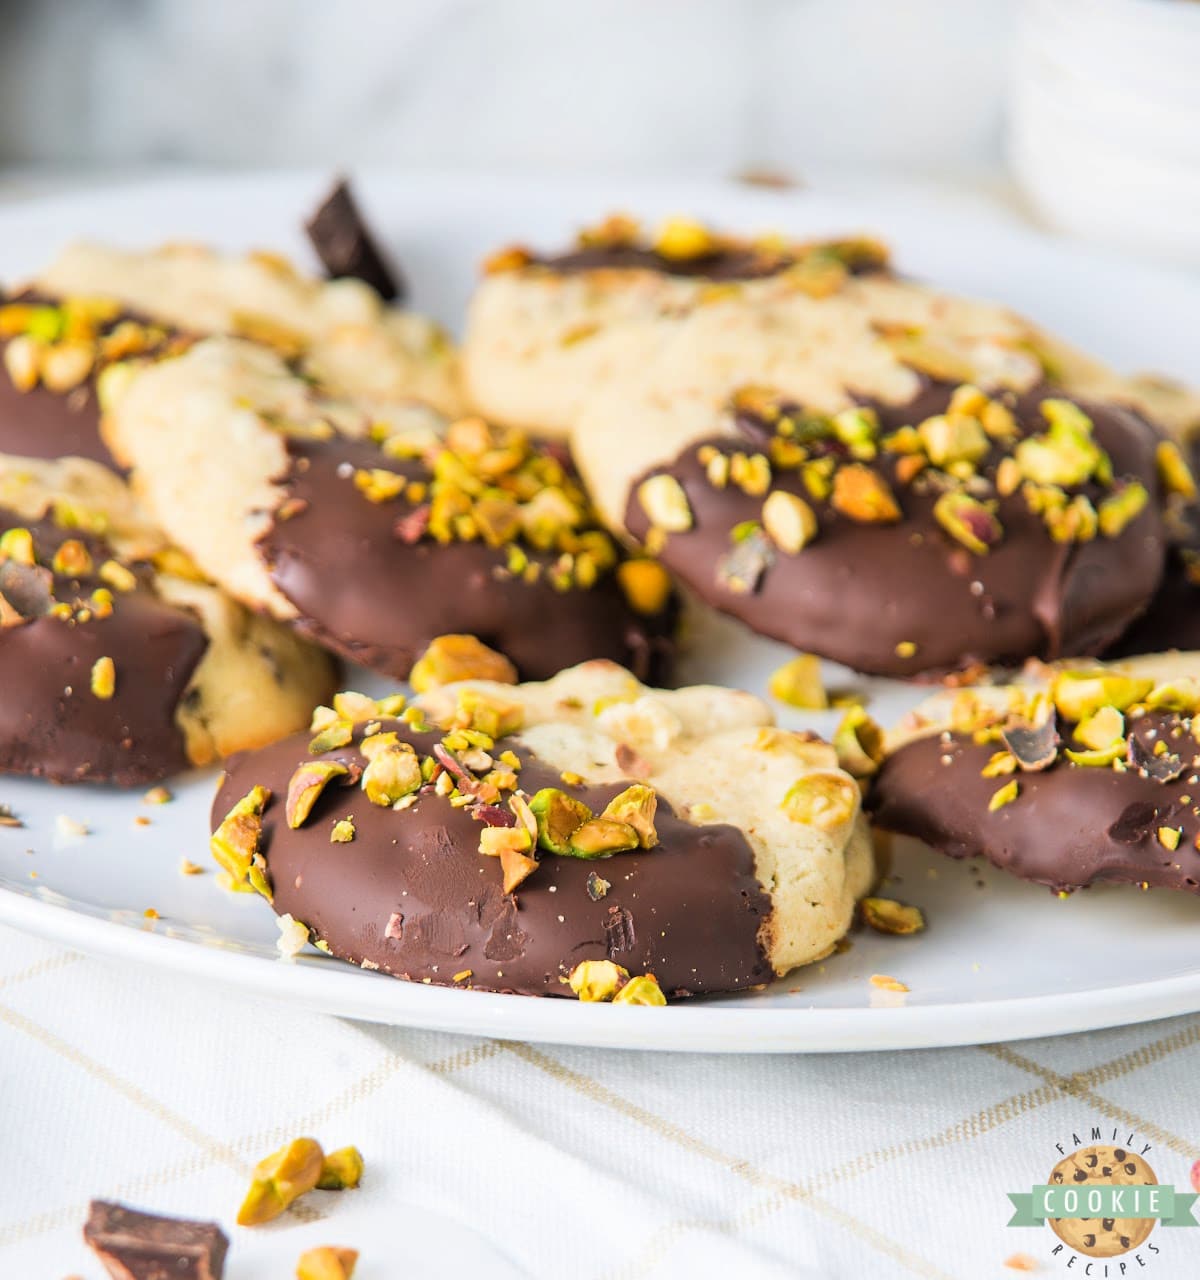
464, 215, 891, 437
1047, 1145, 1157, 1257
624, 381, 1183, 677
0, 454, 336, 784
466, 214, 1200, 442
869, 652, 1200, 893
106, 337, 676, 682
211, 661, 876, 996
0, 237, 462, 467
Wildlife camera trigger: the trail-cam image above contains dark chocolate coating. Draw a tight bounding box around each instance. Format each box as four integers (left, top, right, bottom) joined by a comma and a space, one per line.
0, 510, 207, 784
84, 1200, 228, 1280
1106, 439, 1200, 658
625, 388, 1167, 678
214, 721, 772, 997
0, 292, 175, 470
542, 241, 885, 282
869, 711, 1200, 894
258, 435, 675, 683
305, 177, 405, 302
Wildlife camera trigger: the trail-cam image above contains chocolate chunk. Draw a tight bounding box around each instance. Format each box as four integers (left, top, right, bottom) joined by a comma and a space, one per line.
1002, 714, 1059, 772
83, 1200, 228, 1280
1127, 729, 1185, 782
305, 178, 404, 302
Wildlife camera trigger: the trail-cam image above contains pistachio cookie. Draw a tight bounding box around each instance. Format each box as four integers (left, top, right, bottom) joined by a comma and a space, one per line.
0, 237, 462, 467
464, 215, 891, 436
869, 652, 1200, 894
623, 382, 1183, 677
466, 213, 1200, 442
212, 661, 875, 996
0, 454, 336, 785
105, 338, 675, 682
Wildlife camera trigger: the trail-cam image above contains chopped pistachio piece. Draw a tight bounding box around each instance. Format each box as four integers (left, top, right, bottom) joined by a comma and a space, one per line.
1064, 741, 1125, 767
860, 897, 925, 936
1157, 440, 1197, 500
89, 655, 116, 700
1097, 481, 1149, 538
600, 784, 659, 849
831, 464, 901, 523
210, 785, 271, 884
51, 538, 92, 578
286, 761, 350, 829
317, 1146, 364, 1191
361, 745, 422, 807
781, 773, 859, 830
1051, 671, 1154, 722
478, 825, 533, 858
98, 558, 137, 592
529, 788, 593, 854
567, 817, 640, 859
0, 527, 35, 565
296, 1246, 358, 1280
768, 654, 828, 710
499, 844, 539, 894
332, 690, 379, 723
452, 689, 524, 738
933, 490, 1002, 555
1074, 705, 1125, 751
989, 779, 1020, 811
309, 721, 354, 754
637, 474, 693, 532
655, 216, 716, 260
568, 958, 629, 1002
236, 1136, 325, 1226
761, 489, 818, 553
833, 706, 885, 778
612, 974, 667, 1006
1158, 827, 1182, 852
330, 818, 356, 844
410, 633, 518, 692
918, 413, 989, 467
616, 558, 672, 615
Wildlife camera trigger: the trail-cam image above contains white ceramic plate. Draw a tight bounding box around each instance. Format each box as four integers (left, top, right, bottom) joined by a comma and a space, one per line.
0, 171, 1197, 1054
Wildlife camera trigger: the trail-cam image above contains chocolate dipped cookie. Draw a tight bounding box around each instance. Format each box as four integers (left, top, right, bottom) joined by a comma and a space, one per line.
0, 454, 336, 785
467, 213, 1200, 442
869, 652, 1200, 894
622, 383, 1185, 677
105, 338, 675, 682
0, 236, 462, 468
211, 661, 875, 997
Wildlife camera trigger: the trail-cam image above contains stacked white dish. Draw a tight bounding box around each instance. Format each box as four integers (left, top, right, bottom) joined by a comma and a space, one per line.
1009, 0, 1200, 267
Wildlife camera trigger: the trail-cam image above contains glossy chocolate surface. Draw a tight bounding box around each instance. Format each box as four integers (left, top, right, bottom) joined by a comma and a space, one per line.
215, 720, 772, 997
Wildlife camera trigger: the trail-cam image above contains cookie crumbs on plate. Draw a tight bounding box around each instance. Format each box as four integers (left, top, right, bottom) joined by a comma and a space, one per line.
180, 858, 205, 876
869, 974, 909, 992
142, 785, 173, 805
1004, 1253, 1041, 1272
143, 908, 158, 920
0, 804, 22, 828
55, 814, 88, 838
133, 815, 151, 828
869, 973, 910, 1008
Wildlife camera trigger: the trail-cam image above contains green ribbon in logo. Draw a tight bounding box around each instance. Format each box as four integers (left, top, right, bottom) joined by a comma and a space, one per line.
1008, 1184, 1199, 1228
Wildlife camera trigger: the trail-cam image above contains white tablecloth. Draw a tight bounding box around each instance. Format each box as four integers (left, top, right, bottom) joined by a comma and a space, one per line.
2, 922, 1198, 1279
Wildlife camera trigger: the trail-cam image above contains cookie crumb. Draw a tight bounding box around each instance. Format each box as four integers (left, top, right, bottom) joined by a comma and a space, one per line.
0, 804, 22, 828
142, 786, 173, 805
276, 913, 310, 959
55, 814, 88, 838
179, 858, 204, 876
1004, 1254, 1040, 1273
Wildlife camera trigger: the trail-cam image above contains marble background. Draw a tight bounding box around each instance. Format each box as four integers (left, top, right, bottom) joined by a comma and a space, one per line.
0, 0, 1013, 178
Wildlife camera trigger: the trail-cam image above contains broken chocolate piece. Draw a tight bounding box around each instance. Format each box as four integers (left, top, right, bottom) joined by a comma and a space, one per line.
1127, 730, 1186, 783
304, 178, 404, 302
83, 1200, 228, 1280
1001, 713, 1059, 772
